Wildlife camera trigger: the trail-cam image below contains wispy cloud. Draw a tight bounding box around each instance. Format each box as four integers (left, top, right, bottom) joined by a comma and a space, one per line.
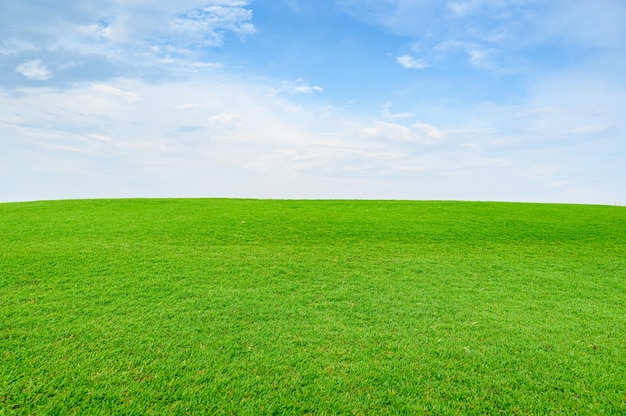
168, 3, 255, 48
2, 65, 624, 202
207, 113, 246, 129
290, 85, 324, 94
361, 120, 442, 143
382, 103, 415, 120
396, 55, 429, 70
281, 79, 324, 95
90, 84, 142, 103
1, 0, 624, 203
15, 60, 52, 81
339, 0, 626, 74
445, 0, 481, 17
0, 0, 256, 88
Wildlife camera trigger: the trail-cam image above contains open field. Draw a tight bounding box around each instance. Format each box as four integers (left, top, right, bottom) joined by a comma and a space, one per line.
1, 199, 625, 414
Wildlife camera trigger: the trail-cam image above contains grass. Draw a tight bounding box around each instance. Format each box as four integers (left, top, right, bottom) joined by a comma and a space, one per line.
1, 199, 625, 414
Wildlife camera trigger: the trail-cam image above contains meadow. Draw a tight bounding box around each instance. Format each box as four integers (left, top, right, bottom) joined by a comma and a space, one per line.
1, 199, 625, 415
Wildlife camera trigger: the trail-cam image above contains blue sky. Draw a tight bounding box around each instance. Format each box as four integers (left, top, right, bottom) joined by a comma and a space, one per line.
1, 0, 625, 203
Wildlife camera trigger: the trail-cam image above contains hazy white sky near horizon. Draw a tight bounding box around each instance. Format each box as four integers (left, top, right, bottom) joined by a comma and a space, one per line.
1, 0, 625, 204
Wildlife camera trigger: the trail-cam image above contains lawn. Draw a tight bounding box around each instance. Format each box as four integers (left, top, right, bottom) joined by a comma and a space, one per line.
1, 199, 625, 414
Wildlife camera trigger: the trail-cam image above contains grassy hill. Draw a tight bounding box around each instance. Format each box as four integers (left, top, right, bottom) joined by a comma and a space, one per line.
1, 199, 625, 414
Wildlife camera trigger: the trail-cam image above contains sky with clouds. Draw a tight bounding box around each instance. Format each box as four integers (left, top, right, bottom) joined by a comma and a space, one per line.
1, 0, 625, 203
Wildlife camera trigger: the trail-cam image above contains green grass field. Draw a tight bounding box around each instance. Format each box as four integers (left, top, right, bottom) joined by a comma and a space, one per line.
1, 199, 625, 415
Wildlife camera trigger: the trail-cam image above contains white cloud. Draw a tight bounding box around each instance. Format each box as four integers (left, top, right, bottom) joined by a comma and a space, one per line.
2, 68, 624, 203
1, 0, 624, 204
362, 121, 413, 142
99, 1, 256, 47
361, 120, 442, 143
290, 85, 324, 94
412, 123, 443, 140
282, 79, 324, 95
445, 0, 523, 18
0, 38, 39, 55
542, 1, 626, 51
78, 22, 113, 40
0, 74, 512, 201
397, 55, 429, 69
467, 49, 492, 69
91, 84, 143, 103
15, 60, 52, 81
168, 4, 255, 47
343, 0, 626, 76
446, 0, 479, 16
284, 0, 314, 14
1, 1, 256, 70
382, 103, 415, 119
207, 113, 245, 128
174, 103, 203, 111
431, 40, 497, 70
190, 61, 224, 68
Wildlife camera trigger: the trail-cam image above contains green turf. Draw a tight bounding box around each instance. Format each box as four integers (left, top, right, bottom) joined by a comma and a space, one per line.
1, 199, 625, 414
